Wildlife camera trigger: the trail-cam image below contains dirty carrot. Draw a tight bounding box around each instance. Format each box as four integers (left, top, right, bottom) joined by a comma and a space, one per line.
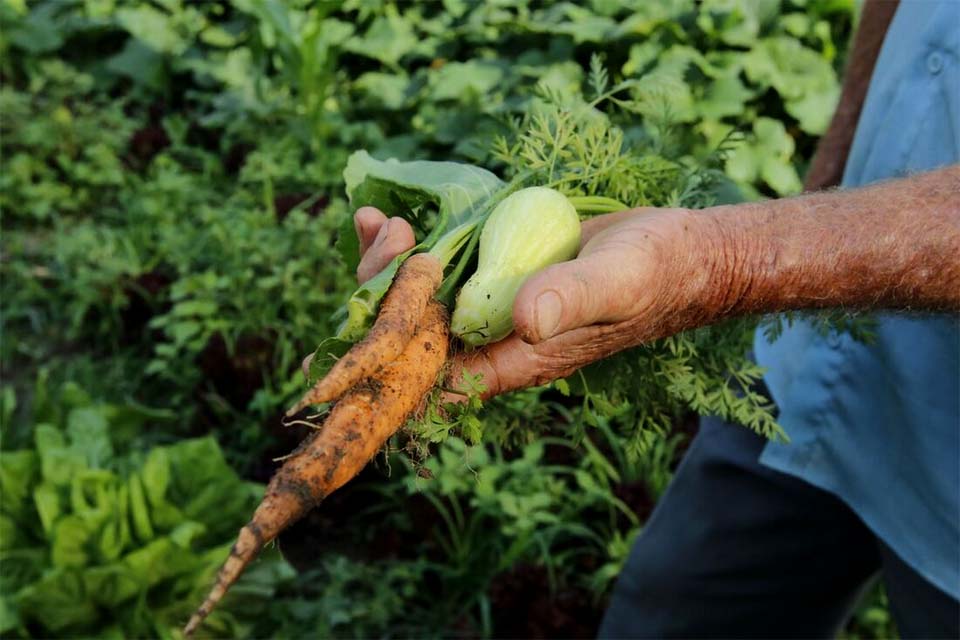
185, 300, 449, 636
286, 252, 443, 417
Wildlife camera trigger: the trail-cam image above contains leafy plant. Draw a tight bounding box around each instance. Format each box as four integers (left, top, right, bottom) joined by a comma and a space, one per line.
0, 380, 295, 638
394, 434, 642, 631
253, 556, 428, 640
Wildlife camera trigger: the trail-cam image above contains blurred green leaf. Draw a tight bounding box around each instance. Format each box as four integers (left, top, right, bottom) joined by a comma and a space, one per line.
3, 3, 64, 53
66, 407, 113, 468
15, 569, 99, 632
726, 117, 802, 195
697, 71, 755, 120
429, 61, 505, 102
698, 0, 780, 47
343, 4, 417, 67
116, 6, 188, 55
105, 39, 166, 90
743, 36, 839, 134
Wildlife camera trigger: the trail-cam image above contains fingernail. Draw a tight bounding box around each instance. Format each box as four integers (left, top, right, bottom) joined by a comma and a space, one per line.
534, 291, 562, 340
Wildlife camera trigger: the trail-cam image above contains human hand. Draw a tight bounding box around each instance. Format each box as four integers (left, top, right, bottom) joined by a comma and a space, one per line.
312, 204, 731, 399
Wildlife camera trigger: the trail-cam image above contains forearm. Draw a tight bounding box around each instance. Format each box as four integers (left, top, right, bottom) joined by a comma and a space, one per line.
707, 165, 960, 315
804, 0, 899, 191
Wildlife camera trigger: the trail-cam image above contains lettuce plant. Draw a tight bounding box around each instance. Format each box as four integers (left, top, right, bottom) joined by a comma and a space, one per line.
0, 382, 295, 638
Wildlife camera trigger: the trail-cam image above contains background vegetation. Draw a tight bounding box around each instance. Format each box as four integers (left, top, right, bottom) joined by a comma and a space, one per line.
1, 0, 895, 637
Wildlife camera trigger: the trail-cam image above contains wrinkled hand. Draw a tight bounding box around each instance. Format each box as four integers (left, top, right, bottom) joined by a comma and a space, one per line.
310, 204, 727, 399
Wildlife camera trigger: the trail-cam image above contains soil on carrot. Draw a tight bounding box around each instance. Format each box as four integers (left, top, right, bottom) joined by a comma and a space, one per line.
185, 303, 450, 633
288, 254, 444, 417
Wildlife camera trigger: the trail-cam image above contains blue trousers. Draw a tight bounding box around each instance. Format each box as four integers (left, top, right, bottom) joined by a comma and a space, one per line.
598, 414, 960, 639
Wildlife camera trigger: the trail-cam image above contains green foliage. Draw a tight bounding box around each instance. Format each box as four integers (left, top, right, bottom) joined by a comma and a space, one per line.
1, 62, 352, 469
366, 432, 664, 633
840, 584, 900, 640
0, 60, 133, 222
0, 380, 295, 638
254, 557, 428, 640
2, 0, 850, 196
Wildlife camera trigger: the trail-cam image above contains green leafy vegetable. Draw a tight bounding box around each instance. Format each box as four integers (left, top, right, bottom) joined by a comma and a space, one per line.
0, 383, 295, 638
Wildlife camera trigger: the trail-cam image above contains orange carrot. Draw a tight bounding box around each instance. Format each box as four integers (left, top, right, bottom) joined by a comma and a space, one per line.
286, 252, 443, 417
185, 300, 449, 636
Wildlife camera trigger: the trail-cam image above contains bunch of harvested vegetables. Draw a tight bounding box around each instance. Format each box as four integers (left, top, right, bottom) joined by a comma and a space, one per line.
184, 154, 595, 633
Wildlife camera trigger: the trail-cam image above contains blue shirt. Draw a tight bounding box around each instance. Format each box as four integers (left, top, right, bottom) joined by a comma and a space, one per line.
755, 1, 960, 599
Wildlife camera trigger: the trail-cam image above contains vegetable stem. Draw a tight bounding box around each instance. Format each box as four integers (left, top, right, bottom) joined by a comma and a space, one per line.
428, 221, 477, 268
436, 222, 483, 306
567, 195, 630, 215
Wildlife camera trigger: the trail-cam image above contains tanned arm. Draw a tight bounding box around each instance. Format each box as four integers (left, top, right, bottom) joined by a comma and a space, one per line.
707, 165, 960, 316
804, 0, 900, 191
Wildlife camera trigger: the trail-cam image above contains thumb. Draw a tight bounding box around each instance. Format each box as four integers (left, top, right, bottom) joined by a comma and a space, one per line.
512, 251, 648, 344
